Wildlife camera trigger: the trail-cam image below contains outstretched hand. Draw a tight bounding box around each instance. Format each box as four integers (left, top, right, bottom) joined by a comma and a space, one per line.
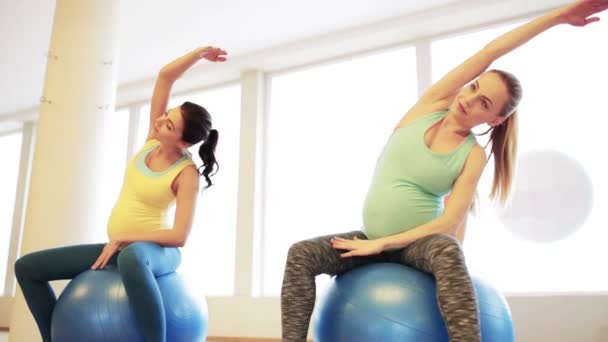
559, 0, 608, 26
330, 236, 384, 258
199, 46, 227, 62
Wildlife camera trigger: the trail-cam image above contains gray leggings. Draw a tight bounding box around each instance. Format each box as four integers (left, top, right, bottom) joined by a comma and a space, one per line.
281, 231, 480, 342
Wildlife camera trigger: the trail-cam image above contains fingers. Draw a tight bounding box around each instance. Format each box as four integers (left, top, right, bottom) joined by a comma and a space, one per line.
206, 47, 226, 54
201, 47, 228, 62
330, 237, 342, 248
589, 2, 608, 13
91, 254, 103, 270
340, 251, 357, 258
91, 247, 114, 270
330, 237, 351, 250
586, 0, 608, 9
572, 0, 608, 16
590, 0, 608, 8
585, 16, 601, 25
201, 46, 225, 53
99, 254, 111, 269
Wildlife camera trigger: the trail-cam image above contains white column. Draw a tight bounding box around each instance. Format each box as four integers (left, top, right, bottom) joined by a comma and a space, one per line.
415, 40, 432, 97
233, 70, 265, 296
9, 0, 119, 341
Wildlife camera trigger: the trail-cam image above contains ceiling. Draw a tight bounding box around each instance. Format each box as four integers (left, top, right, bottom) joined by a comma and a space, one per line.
0, 0, 465, 116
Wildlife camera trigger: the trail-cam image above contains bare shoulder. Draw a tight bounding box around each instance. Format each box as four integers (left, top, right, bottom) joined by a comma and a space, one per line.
175, 165, 200, 192
464, 144, 487, 172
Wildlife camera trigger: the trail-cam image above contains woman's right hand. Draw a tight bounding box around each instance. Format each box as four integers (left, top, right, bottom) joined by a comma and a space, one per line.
557, 0, 608, 27
91, 240, 123, 270
198, 46, 227, 62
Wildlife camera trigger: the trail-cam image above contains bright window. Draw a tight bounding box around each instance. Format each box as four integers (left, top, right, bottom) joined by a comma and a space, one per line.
137, 84, 241, 296
91, 109, 130, 242
0, 131, 24, 294
432, 16, 608, 293
261, 47, 419, 295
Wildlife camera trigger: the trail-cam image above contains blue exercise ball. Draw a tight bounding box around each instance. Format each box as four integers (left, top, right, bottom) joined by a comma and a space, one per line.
51, 267, 208, 342
313, 263, 514, 342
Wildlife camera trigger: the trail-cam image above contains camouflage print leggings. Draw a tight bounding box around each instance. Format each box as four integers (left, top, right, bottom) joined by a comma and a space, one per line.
281, 231, 480, 342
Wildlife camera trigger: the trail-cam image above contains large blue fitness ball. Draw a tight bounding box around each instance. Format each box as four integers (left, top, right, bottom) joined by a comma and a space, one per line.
51, 267, 208, 342
313, 263, 514, 342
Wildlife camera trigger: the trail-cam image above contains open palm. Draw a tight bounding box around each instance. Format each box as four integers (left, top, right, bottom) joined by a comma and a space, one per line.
200, 46, 227, 62
560, 0, 608, 26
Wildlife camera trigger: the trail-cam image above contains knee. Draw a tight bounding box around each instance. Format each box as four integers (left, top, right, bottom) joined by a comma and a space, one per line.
14, 253, 37, 279
426, 234, 464, 260
286, 240, 318, 264
117, 242, 150, 271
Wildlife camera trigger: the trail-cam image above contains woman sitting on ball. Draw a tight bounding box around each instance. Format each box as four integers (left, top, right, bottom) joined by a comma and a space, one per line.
281, 1, 608, 341
15, 46, 226, 342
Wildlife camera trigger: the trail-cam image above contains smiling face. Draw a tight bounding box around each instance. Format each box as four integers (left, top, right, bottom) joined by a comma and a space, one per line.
451, 71, 512, 128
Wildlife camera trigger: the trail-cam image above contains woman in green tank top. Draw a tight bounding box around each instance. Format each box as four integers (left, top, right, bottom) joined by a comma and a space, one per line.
282, 1, 608, 341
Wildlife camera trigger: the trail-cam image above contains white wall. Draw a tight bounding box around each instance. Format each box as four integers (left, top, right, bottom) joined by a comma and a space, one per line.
508, 295, 608, 342
205, 295, 608, 341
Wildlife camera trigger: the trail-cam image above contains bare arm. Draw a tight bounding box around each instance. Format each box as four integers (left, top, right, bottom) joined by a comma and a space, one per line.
112, 166, 200, 247
425, 0, 607, 102
146, 47, 227, 142
377, 145, 486, 250
397, 0, 608, 127
454, 215, 468, 243
331, 145, 486, 256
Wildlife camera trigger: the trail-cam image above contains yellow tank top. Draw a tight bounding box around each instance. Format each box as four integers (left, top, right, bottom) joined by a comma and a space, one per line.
107, 139, 195, 238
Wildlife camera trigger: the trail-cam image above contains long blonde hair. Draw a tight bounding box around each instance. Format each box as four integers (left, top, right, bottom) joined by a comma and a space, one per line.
486, 69, 522, 205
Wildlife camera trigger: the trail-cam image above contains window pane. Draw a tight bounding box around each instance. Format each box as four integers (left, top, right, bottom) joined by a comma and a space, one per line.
92, 109, 130, 242
432, 15, 608, 293
136, 108, 148, 154
0, 131, 23, 294
262, 47, 419, 295
137, 85, 241, 296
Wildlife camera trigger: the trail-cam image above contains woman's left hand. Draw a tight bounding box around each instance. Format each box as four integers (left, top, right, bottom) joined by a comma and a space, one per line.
91, 240, 123, 270
558, 0, 608, 27
330, 236, 384, 258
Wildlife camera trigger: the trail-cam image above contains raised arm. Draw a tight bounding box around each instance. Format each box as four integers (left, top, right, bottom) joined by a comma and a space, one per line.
399, 0, 608, 125
146, 46, 227, 142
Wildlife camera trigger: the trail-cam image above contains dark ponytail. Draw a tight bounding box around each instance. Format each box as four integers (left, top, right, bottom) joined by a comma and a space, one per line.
198, 129, 219, 188
180, 101, 219, 188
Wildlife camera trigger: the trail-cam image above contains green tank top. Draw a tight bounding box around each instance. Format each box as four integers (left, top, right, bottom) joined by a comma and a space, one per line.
362, 110, 476, 240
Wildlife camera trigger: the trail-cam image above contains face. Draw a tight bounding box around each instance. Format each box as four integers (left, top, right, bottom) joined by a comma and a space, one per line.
451, 72, 511, 128
153, 106, 187, 147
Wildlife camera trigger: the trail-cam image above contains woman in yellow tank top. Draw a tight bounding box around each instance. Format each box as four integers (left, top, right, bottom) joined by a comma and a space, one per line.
15, 46, 227, 342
